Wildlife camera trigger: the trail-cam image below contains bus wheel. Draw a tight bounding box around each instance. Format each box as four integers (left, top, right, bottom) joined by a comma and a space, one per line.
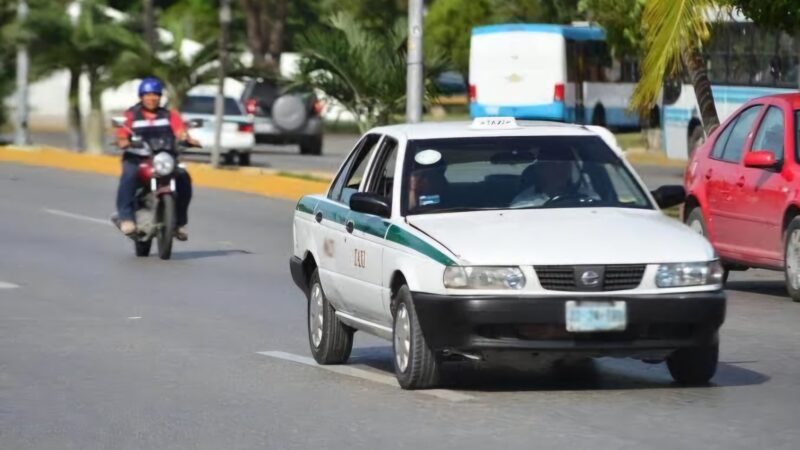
591, 104, 606, 128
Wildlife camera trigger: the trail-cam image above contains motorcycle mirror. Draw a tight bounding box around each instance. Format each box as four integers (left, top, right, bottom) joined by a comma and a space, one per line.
185, 119, 203, 129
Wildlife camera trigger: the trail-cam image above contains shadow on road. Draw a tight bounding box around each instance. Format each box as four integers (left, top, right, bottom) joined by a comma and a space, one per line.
725, 280, 788, 299
172, 249, 253, 260
349, 346, 769, 392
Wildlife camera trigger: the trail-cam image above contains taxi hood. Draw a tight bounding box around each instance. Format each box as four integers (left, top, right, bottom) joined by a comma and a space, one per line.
405, 208, 715, 266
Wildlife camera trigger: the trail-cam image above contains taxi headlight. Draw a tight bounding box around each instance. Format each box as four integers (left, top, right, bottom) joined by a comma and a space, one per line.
656, 261, 723, 288
444, 266, 526, 290
153, 152, 175, 176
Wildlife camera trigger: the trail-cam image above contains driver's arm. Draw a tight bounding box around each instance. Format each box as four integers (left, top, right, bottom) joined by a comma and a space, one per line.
116, 110, 134, 148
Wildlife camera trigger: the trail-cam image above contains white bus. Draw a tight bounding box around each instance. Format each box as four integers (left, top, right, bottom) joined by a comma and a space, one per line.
663, 12, 797, 159
469, 23, 641, 129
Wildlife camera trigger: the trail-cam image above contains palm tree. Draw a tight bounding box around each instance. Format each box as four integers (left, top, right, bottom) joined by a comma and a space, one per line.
631, 0, 720, 136
294, 12, 445, 132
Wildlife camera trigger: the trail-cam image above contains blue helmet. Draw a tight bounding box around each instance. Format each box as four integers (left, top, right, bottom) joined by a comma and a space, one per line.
138, 77, 163, 97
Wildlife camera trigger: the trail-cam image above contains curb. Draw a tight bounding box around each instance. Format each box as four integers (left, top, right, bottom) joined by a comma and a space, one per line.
0, 146, 331, 202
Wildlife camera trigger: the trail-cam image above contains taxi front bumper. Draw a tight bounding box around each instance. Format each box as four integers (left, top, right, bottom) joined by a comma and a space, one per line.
411, 291, 725, 356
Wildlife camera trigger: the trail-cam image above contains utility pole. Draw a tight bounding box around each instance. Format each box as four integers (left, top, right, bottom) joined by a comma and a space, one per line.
212, 0, 231, 168
406, 0, 423, 123
14, 0, 30, 146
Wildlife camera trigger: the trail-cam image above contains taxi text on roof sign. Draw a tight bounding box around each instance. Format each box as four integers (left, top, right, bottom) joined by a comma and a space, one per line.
470, 117, 519, 130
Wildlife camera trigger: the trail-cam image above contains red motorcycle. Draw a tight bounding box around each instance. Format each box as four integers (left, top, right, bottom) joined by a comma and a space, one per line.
111, 120, 200, 260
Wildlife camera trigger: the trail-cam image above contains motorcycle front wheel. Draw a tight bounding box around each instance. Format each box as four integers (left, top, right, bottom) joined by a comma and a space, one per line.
157, 194, 176, 260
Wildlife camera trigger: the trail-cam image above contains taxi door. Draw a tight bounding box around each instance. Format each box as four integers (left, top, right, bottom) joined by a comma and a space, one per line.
339, 137, 399, 325
316, 134, 383, 312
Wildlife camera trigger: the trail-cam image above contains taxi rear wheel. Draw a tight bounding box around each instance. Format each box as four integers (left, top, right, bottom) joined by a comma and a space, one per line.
392, 285, 441, 390
666, 343, 718, 385
307, 269, 353, 364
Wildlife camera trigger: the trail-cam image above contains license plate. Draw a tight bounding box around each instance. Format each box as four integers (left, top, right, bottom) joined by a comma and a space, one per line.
565, 301, 627, 332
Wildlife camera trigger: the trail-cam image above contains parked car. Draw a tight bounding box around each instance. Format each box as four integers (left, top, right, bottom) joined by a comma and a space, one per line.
241, 78, 324, 155
684, 93, 800, 300
180, 94, 255, 166
291, 117, 726, 389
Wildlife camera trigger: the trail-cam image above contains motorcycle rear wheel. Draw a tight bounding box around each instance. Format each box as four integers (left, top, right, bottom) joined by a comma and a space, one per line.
157, 195, 176, 260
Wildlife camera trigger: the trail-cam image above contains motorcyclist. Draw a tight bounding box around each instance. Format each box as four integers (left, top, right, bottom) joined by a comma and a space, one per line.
115, 77, 198, 240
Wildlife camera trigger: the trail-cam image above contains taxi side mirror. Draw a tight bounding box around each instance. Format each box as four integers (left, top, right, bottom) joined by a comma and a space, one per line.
185, 118, 204, 129
651, 185, 686, 209
350, 192, 391, 218
111, 117, 126, 128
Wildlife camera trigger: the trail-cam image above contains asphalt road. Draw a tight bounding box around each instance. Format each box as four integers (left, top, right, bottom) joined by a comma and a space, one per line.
3, 163, 799, 450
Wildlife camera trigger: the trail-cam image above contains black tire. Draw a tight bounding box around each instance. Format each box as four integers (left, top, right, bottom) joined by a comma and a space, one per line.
392, 285, 441, 389
667, 343, 719, 385
157, 195, 175, 260
299, 136, 322, 156
685, 207, 729, 283
134, 239, 152, 257
238, 152, 251, 166
591, 104, 606, 127
783, 217, 800, 302
307, 269, 353, 364
223, 152, 237, 166
687, 124, 705, 158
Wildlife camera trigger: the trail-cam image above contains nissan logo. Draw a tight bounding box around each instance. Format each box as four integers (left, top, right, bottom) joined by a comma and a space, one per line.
580, 270, 600, 286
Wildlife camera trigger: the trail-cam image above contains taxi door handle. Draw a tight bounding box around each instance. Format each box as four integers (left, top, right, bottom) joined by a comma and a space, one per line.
345, 220, 354, 234
315, 212, 323, 223
736, 176, 745, 187
705, 169, 713, 180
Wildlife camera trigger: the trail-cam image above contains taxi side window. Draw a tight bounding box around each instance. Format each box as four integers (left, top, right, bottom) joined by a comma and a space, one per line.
367, 137, 399, 203
329, 134, 382, 205
720, 105, 762, 163
752, 106, 785, 161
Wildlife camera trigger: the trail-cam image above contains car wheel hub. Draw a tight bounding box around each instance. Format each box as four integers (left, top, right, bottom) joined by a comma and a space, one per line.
309, 283, 324, 348
394, 304, 411, 373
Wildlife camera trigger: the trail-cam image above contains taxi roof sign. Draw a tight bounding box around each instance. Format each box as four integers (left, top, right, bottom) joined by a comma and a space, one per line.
470, 116, 520, 130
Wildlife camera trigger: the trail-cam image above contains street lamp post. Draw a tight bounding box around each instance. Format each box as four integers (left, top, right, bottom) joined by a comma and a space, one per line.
211, 0, 231, 168
14, 0, 30, 146
406, 0, 424, 124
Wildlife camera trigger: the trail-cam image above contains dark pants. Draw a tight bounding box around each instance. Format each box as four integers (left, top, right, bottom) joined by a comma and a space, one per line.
116, 157, 192, 226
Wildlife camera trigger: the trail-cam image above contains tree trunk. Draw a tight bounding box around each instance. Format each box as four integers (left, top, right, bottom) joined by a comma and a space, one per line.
144, 0, 157, 51
85, 71, 105, 155
267, 0, 287, 69
239, 0, 272, 73
67, 66, 84, 151
682, 46, 720, 135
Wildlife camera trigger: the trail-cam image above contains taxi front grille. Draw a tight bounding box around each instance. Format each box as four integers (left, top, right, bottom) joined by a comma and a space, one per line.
535, 265, 646, 291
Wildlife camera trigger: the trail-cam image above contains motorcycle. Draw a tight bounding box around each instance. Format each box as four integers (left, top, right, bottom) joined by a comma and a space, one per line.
111, 119, 201, 260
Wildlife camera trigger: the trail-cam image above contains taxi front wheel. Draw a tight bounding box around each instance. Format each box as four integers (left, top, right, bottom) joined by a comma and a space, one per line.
392, 285, 441, 389
307, 269, 353, 364
666, 343, 718, 385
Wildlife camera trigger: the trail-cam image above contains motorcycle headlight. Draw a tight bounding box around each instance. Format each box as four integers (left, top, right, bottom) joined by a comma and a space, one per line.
152, 152, 175, 176
656, 260, 724, 288
444, 266, 526, 290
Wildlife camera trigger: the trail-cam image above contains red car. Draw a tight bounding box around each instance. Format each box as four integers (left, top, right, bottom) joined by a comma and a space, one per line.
684, 93, 800, 300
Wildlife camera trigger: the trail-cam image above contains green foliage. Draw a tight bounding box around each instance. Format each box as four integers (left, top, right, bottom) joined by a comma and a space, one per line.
321, 0, 407, 32
728, 0, 800, 34
295, 12, 444, 132
424, 0, 493, 77
631, 0, 713, 115
160, 0, 219, 42
0, 1, 16, 127
493, 0, 582, 24
579, 0, 645, 58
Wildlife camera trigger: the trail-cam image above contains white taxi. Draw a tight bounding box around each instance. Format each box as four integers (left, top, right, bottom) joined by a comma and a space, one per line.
290, 118, 726, 390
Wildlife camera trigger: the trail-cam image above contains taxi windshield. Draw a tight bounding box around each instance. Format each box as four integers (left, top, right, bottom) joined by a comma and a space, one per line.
402, 135, 653, 215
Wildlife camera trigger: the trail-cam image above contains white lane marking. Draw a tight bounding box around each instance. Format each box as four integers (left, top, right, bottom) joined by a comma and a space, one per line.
257, 350, 474, 402
0, 281, 20, 289
127, 316, 142, 320
43, 208, 110, 226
